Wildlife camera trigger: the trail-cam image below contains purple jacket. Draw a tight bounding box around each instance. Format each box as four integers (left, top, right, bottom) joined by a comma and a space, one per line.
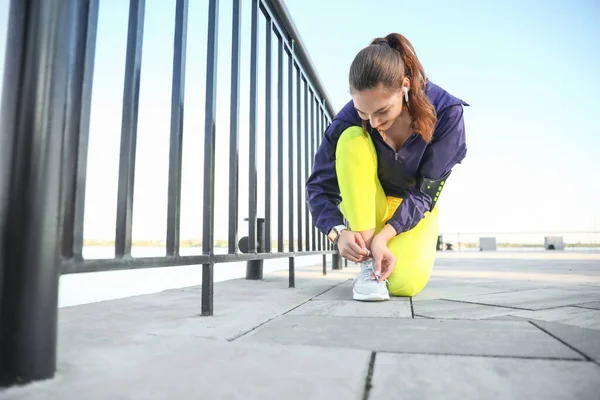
306, 81, 469, 236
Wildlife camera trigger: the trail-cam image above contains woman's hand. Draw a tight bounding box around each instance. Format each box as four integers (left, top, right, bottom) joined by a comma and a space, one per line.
370, 235, 396, 283
337, 230, 369, 263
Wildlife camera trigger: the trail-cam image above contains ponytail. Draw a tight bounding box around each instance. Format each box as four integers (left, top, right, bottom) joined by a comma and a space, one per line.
350, 33, 437, 142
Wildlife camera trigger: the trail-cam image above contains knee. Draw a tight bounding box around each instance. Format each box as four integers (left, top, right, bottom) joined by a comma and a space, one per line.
388, 282, 425, 297
387, 271, 430, 297
336, 126, 369, 155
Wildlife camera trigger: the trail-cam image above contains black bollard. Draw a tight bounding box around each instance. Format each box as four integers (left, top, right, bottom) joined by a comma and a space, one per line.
245, 218, 265, 280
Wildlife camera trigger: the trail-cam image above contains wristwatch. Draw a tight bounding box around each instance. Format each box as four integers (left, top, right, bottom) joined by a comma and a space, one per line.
327, 224, 347, 245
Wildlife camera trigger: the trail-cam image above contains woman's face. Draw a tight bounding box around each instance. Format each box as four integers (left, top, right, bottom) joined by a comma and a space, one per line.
352, 84, 404, 132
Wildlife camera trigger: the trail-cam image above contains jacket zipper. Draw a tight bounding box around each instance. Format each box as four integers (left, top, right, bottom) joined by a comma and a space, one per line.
369, 126, 411, 162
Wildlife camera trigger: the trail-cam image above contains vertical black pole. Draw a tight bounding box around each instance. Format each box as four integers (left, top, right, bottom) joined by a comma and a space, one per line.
202, 0, 219, 316
246, 0, 261, 280
60, 0, 99, 264
332, 245, 342, 270
310, 93, 316, 251
316, 104, 322, 252
296, 67, 303, 252
322, 109, 329, 253
115, 0, 146, 258
289, 257, 295, 288
277, 35, 284, 253
227, 0, 241, 255
247, 218, 264, 280
248, 0, 259, 255
287, 43, 296, 287
166, 0, 189, 257
303, 79, 310, 252
263, 19, 272, 254
287, 44, 294, 254
0, 0, 90, 385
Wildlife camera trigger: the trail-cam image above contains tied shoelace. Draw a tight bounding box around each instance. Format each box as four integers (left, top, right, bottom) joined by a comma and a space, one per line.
353, 259, 390, 284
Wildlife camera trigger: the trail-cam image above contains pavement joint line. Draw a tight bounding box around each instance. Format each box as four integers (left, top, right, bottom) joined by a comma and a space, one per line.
524, 303, 600, 312
439, 298, 535, 311
263, 314, 414, 321
571, 305, 600, 311
362, 352, 376, 400
226, 279, 351, 342
377, 349, 586, 362
528, 321, 594, 362
409, 297, 415, 318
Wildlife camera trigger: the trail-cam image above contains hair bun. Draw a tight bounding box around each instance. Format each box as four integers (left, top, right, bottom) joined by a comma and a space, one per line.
385, 34, 402, 52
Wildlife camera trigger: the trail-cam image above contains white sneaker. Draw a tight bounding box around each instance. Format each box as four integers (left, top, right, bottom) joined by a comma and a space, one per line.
352, 259, 389, 301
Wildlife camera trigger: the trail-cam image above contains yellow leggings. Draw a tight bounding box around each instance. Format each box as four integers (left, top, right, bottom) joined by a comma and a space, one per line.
335, 126, 439, 297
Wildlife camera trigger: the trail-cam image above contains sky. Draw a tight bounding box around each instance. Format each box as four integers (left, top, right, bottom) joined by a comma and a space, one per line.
0, 0, 599, 247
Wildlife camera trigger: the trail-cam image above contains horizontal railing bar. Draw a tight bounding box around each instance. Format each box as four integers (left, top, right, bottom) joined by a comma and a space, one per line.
61, 251, 336, 274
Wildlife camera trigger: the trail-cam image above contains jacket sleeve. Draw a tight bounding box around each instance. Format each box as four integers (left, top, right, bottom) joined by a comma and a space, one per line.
386, 104, 467, 235
306, 120, 346, 235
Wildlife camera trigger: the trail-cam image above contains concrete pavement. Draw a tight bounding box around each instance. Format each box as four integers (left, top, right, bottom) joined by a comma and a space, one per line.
1, 251, 599, 399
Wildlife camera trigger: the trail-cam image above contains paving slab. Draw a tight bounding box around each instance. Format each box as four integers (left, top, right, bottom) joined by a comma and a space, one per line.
411, 284, 518, 301
413, 299, 515, 319
288, 299, 412, 318
315, 279, 519, 302
370, 353, 600, 400
531, 321, 600, 362
443, 287, 600, 310
0, 337, 370, 400
57, 268, 352, 350
510, 306, 600, 330
312, 280, 355, 300
240, 315, 582, 359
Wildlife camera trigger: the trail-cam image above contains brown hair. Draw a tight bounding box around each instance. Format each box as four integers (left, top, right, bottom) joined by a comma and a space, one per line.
349, 33, 436, 142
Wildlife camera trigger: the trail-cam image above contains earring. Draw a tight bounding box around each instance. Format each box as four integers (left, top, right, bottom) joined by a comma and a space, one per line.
403, 87, 409, 103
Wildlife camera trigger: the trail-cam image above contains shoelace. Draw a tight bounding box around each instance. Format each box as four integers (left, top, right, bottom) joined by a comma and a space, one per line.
353, 259, 389, 284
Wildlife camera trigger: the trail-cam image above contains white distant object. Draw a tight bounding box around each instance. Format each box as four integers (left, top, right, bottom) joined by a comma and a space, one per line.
479, 237, 497, 251
545, 236, 564, 250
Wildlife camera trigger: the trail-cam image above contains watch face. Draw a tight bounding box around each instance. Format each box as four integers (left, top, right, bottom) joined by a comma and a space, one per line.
328, 230, 337, 243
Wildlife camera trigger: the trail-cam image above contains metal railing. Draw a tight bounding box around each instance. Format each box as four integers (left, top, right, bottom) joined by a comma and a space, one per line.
438, 231, 600, 251
0, 0, 340, 385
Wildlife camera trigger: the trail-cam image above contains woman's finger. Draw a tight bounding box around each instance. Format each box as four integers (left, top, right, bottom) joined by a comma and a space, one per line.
348, 250, 363, 261
349, 242, 367, 256
380, 254, 396, 280
354, 233, 366, 249
340, 247, 361, 262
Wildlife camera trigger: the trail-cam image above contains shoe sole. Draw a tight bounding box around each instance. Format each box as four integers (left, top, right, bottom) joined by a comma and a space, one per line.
353, 291, 390, 301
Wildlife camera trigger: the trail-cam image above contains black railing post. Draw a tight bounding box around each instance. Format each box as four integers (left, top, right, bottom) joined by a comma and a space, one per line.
115, 0, 146, 259
263, 18, 273, 254
0, 0, 91, 385
60, 0, 99, 264
227, 0, 242, 255
248, 0, 259, 255
201, 0, 219, 316
332, 245, 343, 270
166, 0, 189, 257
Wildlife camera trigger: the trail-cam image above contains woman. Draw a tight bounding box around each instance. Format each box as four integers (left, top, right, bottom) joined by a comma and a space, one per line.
306, 33, 468, 301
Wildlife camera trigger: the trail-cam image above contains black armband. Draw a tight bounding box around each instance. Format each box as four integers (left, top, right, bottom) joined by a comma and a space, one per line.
419, 170, 451, 211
